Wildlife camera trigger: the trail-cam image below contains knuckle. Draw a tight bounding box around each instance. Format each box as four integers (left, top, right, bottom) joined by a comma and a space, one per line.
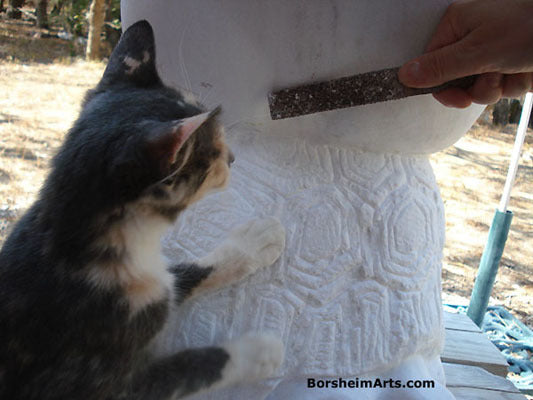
426, 53, 447, 83
445, 0, 477, 39
446, 1, 467, 26
447, 0, 471, 17
446, 1, 461, 19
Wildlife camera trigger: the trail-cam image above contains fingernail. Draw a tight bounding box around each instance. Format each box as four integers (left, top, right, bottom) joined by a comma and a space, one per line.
405, 61, 422, 82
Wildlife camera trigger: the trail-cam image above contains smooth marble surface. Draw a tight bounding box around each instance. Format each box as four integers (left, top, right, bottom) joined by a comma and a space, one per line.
122, 0, 484, 154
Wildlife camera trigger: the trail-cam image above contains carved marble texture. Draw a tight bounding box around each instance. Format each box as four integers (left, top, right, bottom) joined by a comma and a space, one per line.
160, 127, 446, 380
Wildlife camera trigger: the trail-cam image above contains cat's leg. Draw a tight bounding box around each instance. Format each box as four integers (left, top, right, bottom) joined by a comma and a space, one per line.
128, 333, 284, 400
170, 217, 285, 303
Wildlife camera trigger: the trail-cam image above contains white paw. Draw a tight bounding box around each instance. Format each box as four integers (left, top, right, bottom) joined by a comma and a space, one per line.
225, 217, 286, 272
198, 218, 285, 289
222, 333, 284, 384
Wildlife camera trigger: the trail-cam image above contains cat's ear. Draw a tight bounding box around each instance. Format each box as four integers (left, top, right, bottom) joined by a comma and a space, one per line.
100, 20, 161, 88
146, 107, 221, 166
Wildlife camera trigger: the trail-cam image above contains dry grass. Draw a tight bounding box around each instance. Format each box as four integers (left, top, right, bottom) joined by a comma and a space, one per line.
0, 16, 85, 63
0, 17, 531, 328
0, 12, 103, 236
0, 59, 105, 239
432, 121, 533, 327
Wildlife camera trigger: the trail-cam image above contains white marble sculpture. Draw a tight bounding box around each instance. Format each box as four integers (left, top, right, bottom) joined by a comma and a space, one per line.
122, 1, 484, 399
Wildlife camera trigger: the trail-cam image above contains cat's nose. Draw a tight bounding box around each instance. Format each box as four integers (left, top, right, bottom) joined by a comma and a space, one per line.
228, 150, 235, 166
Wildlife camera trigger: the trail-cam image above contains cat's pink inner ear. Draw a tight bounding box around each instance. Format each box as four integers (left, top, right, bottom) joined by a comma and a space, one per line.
176, 111, 212, 142
170, 111, 212, 162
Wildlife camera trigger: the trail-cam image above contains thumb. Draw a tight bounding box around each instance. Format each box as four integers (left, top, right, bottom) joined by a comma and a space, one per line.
399, 40, 483, 88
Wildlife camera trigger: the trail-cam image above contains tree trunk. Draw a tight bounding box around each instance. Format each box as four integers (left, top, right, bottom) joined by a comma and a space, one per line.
492, 99, 510, 126
509, 99, 522, 124
36, 0, 48, 28
7, 0, 23, 19
86, 0, 106, 60
51, 0, 66, 15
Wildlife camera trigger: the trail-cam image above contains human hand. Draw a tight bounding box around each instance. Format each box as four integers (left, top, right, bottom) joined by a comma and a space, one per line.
398, 0, 533, 108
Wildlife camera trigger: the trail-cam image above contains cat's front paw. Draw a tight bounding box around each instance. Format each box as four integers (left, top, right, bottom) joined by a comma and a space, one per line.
222, 333, 284, 384
225, 217, 286, 272
197, 217, 285, 291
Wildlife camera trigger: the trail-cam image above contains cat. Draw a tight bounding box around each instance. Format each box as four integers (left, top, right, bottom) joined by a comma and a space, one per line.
0, 20, 285, 400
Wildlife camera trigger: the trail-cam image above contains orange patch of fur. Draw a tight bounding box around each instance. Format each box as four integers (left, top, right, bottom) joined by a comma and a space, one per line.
190, 263, 249, 298
87, 208, 172, 314
87, 259, 170, 314
186, 135, 231, 206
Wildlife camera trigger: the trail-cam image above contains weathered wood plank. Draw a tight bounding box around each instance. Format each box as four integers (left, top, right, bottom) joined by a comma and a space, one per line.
444, 311, 481, 333
449, 387, 527, 400
443, 363, 520, 393
442, 312, 525, 399
442, 329, 509, 377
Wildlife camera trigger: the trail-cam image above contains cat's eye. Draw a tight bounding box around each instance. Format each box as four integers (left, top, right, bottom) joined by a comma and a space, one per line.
162, 178, 173, 186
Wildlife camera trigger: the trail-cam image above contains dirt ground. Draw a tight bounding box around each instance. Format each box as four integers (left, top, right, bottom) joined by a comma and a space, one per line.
433, 122, 533, 327
1, 17, 532, 327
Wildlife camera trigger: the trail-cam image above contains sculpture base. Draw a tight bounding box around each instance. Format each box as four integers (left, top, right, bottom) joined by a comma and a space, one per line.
159, 128, 446, 396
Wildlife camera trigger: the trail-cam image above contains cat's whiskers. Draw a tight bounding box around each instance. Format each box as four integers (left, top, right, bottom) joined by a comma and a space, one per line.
198, 81, 218, 107
199, 88, 212, 106
178, 25, 192, 93
224, 111, 272, 131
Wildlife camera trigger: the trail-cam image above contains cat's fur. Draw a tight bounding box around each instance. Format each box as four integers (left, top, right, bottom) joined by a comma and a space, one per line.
0, 20, 285, 400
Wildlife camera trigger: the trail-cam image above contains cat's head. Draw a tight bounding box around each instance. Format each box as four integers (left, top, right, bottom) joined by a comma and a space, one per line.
49, 21, 233, 222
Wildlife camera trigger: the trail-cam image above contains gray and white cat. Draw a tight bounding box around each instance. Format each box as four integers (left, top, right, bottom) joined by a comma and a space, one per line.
0, 20, 285, 400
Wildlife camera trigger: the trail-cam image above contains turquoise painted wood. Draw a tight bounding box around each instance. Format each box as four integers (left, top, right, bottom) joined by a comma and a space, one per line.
467, 209, 513, 327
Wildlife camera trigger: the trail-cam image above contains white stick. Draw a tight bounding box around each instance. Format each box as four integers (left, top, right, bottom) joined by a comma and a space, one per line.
498, 92, 533, 213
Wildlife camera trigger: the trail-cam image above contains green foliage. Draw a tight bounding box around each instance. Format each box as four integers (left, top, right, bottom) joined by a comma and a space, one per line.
66, 0, 90, 36
106, 0, 121, 31
50, 0, 121, 38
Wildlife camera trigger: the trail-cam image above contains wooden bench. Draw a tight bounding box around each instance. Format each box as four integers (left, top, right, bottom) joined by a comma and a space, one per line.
442, 311, 526, 399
